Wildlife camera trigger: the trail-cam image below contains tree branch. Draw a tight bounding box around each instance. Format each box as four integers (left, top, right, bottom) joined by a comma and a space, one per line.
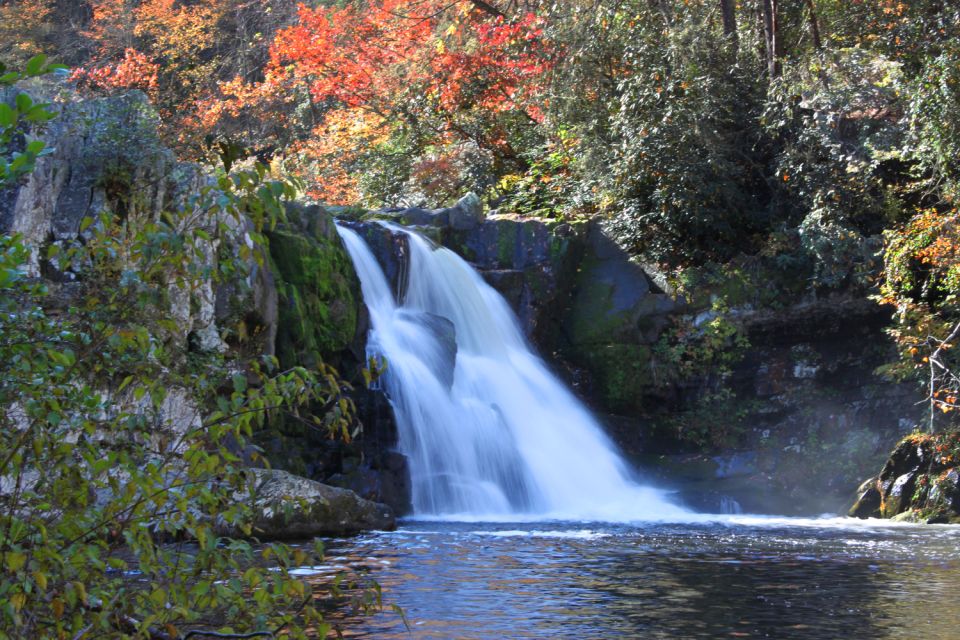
466, 0, 505, 18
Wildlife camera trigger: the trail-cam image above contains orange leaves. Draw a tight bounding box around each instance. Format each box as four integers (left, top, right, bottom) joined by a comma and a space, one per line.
270, 1, 555, 146
133, 0, 224, 62
71, 48, 160, 97
0, 0, 54, 62
270, 0, 442, 110
291, 108, 390, 204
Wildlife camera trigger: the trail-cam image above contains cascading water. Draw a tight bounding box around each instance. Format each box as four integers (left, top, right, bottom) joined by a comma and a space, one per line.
337, 223, 687, 521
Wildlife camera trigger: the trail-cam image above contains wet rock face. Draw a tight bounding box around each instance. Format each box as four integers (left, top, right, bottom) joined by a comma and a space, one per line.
850, 433, 960, 523
444, 215, 585, 339
338, 220, 409, 301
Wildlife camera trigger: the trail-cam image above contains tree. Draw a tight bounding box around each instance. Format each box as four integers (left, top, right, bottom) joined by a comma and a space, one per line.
1, 63, 364, 637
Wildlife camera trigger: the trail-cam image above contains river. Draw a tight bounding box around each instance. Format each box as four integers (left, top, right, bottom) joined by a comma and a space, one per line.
296, 517, 960, 639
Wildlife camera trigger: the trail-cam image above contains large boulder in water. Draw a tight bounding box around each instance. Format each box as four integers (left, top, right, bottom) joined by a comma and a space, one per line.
849, 432, 960, 523
219, 469, 396, 540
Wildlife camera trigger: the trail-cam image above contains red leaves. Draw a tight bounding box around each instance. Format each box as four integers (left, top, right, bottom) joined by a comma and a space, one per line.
434, 11, 553, 118
270, 1, 554, 126
71, 48, 160, 96
270, 0, 440, 110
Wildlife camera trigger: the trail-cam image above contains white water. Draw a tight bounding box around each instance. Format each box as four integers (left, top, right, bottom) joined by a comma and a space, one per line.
336, 223, 687, 521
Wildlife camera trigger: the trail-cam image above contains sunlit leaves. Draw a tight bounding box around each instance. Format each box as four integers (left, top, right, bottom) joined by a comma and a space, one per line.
0, 157, 356, 636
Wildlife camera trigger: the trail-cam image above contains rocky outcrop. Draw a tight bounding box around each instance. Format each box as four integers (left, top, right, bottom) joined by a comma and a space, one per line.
556, 222, 675, 414
849, 432, 960, 523
268, 202, 363, 370
1, 82, 225, 352
440, 213, 585, 340
1, 82, 400, 535
217, 469, 395, 540
1, 84, 192, 272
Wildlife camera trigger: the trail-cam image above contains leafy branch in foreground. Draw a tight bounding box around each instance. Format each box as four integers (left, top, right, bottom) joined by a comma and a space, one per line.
1, 144, 358, 637
0, 54, 64, 187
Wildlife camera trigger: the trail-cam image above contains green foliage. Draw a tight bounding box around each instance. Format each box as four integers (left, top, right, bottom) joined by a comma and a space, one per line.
879, 208, 960, 431
908, 40, 960, 201
0, 55, 64, 187
0, 153, 359, 637
654, 300, 750, 386
652, 299, 751, 448
604, 9, 769, 264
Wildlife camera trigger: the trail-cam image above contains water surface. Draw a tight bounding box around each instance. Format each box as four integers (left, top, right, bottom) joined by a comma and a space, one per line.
305, 519, 960, 639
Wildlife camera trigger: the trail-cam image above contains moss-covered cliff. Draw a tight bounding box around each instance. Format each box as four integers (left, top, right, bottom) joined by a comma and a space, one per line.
268, 202, 362, 371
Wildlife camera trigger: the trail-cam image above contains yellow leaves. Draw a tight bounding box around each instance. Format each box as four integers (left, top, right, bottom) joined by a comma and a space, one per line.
33, 570, 47, 591
293, 107, 389, 204
4, 551, 26, 572
9, 593, 26, 612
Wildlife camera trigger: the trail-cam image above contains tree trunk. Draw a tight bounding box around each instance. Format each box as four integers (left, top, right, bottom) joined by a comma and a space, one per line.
719, 0, 738, 51
761, 0, 781, 78
804, 0, 823, 51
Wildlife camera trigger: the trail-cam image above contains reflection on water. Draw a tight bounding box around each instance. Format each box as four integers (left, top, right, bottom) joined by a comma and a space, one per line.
298, 520, 960, 639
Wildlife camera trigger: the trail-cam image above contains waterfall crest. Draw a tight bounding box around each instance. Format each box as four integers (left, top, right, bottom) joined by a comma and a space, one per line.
337, 223, 686, 521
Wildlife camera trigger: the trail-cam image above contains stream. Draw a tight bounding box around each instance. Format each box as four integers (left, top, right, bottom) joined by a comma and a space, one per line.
296, 518, 960, 639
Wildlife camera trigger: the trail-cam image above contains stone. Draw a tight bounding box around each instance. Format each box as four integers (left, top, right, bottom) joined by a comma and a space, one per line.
881, 470, 916, 517
396, 310, 457, 389
268, 203, 362, 369
563, 223, 655, 348
446, 192, 484, 230
848, 477, 882, 518
219, 469, 395, 540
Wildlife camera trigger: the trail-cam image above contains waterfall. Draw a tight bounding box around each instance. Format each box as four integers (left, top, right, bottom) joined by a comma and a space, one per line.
337, 223, 686, 521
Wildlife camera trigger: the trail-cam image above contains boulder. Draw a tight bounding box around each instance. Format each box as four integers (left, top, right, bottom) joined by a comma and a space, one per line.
445, 192, 484, 230
221, 469, 395, 540
395, 310, 457, 389
850, 432, 960, 523
848, 477, 882, 518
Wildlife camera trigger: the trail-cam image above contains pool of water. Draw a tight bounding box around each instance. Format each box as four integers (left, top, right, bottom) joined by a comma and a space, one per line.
298, 517, 960, 639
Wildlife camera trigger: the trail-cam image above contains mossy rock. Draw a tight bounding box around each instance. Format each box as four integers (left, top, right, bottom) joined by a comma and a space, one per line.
573, 343, 654, 414
852, 431, 960, 522
267, 205, 360, 369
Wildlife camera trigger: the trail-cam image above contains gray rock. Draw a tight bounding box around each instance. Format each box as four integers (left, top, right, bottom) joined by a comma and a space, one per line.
395, 310, 457, 389
882, 470, 917, 517
221, 469, 395, 540
848, 476, 882, 518
446, 192, 484, 230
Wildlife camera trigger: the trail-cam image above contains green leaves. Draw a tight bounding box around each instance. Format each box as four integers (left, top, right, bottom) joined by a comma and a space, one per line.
0, 140, 359, 637
0, 59, 62, 188
24, 54, 47, 77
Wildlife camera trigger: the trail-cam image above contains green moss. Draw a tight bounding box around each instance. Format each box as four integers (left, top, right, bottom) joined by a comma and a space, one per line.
268, 225, 359, 369
575, 344, 653, 413
565, 261, 623, 344
495, 221, 516, 265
